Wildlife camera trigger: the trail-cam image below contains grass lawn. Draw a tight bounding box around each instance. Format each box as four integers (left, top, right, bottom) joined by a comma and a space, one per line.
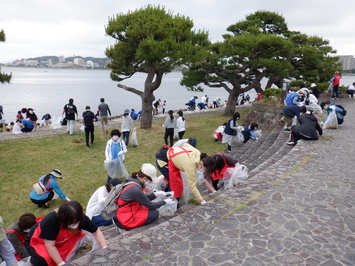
0, 110, 250, 227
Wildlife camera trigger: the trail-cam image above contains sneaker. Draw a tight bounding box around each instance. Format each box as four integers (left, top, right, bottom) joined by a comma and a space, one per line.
331, 98, 334, 100
286, 141, 295, 145
283, 128, 291, 132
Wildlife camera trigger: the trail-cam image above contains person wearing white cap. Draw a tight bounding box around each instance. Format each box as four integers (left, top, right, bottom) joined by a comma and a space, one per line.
29, 169, 71, 208
112, 163, 173, 230
121, 109, 135, 146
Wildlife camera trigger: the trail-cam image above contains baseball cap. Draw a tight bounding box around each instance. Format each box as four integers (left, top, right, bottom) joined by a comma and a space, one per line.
141, 163, 158, 183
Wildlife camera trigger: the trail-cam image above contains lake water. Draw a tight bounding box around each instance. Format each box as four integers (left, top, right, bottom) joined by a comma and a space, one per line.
1, 67, 236, 122
1, 67, 354, 123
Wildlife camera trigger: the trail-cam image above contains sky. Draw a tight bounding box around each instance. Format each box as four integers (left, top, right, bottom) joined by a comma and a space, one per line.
1, 0, 355, 64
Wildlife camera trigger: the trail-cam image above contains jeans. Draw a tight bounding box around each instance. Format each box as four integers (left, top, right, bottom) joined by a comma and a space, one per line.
122, 131, 130, 146
92, 214, 113, 227
332, 85, 339, 98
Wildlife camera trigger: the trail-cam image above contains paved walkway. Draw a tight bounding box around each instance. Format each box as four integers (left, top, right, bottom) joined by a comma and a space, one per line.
68, 97, 355, 266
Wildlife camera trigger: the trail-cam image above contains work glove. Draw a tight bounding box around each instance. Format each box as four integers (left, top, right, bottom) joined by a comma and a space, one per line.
200, 200, 207, 205
118, 151, 124, 156
164, 198, 174, 206
65, 197, 71, 201
154, 191, 166, 198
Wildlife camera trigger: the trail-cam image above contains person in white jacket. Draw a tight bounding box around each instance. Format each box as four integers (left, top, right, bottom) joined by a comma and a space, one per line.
86, 178, 120, 226
105, 129, 127, 182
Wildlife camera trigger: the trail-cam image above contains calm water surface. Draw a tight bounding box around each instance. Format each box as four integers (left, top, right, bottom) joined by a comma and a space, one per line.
1, 67, 232, 122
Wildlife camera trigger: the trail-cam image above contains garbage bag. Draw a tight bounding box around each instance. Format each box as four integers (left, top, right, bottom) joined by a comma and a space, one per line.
157, 199, 178, 217
104, 157, 129, 182
323, 110, 338, 129
223, 164, 248, 189
129, 128, 138, 146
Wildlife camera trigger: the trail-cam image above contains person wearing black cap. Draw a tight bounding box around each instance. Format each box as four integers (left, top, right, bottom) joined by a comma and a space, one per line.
86, 178, 121, 226
82, 106, 95, 148
29, 169, 71, 208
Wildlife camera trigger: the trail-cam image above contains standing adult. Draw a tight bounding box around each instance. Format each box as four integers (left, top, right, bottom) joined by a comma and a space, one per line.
153, 99, 161, 116
121, 109, 135, 146
82, 106, 95, 148
29, 169, 71, 208
176, 110, 185, 140
163, 110, 176, 147
97, 98, 111, 134
222, 112, 242, 151
162, 100, 166, 114
62, 98, 78, 136
330, 71, 341, 100
25, 201, 107, 266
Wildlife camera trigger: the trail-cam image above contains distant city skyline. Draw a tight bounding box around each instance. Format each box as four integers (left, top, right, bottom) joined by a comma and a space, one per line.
1, 0, 355, 64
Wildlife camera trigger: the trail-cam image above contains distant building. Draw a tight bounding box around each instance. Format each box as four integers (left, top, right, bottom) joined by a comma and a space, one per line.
24, 60, 38, 67
58, 56, 65, 63
338, 55, 355, 70
74, 58, 85, 65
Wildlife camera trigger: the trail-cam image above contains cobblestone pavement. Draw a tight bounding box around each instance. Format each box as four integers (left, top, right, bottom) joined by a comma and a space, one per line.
67, 97, 355, 266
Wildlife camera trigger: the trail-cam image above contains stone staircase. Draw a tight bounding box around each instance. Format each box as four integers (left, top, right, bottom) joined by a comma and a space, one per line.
69, 125, 317, 265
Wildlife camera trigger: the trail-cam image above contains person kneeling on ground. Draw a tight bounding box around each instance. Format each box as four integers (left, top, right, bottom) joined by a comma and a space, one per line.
29, 169, 71, 208
112, 164, 172, 230
242, 123, 259, 143
25, 201, 107, 266
86, 178, 121, 227
200, 152, 239, 193
5, 213, 38, 261
287, 110, 323, 146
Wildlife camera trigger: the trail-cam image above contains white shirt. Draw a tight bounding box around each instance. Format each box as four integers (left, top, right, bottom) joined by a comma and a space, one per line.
86, 186, 109, 219
176, 116, 185, 132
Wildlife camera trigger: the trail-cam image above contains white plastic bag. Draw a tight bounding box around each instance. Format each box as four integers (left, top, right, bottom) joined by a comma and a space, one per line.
12, 123, 23, 134
233, 130, 244, 143
173, 128, 179, 140
80, 125, 85, 131
157, 199, 178, 217
323, 111, 338, 129
179, 171, 191, 206
129, 128, 138, 146
196, 170, 205, 186
104, 158, 129, 182
223, 164, 248, 189
50, 116, 63, 129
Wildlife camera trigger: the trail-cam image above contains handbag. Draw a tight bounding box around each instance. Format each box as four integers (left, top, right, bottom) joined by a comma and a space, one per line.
33, 181, 47, 195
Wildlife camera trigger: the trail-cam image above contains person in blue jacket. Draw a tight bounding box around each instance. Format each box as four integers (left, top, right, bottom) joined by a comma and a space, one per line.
17, 117, 34, 133
242, 123, 259, 143
284, 90, 305, 106
29, 169, 71, 208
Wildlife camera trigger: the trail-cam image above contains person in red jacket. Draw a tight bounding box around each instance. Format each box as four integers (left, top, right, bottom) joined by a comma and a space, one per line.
330, 71, 341, 100
201, 152, 239, 193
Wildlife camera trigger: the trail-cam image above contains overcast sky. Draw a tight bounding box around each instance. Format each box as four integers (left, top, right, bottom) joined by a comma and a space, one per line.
1, 0, 354, 63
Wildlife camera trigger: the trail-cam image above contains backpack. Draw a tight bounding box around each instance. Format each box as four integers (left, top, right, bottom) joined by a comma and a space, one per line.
101, 181, 137, 220
336, 104, 347, 116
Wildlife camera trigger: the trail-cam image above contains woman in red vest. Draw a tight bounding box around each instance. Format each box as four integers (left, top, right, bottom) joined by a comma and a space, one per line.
201, 152, 239, 193
113, 164, 172, 230
25, 201, 107, 266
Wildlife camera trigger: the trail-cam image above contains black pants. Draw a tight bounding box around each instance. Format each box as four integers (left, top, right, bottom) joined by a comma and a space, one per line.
178, 130, 185, 140
164, 128, 174, 146
30, 191, 54, 205
85, 125, 94, 146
